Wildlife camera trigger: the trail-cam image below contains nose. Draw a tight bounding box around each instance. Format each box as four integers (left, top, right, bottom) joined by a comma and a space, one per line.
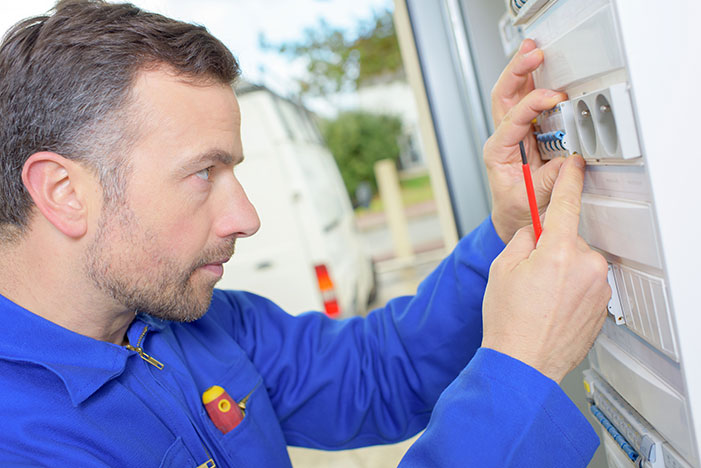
214, 176, 261, 239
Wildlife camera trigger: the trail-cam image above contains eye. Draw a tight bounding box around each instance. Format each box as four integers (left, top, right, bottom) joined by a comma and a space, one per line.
195, 167, 212, 181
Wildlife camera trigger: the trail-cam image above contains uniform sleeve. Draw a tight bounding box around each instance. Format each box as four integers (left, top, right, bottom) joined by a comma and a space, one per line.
214, 215, 599, 464
216, 216, 505, 449
399, 348, 599, 467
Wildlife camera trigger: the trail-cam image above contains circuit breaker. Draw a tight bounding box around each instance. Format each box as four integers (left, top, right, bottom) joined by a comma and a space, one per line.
503, 0, 698, 466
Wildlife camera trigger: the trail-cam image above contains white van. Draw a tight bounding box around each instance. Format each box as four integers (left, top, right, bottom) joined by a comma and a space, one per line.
217, 82, 376, 318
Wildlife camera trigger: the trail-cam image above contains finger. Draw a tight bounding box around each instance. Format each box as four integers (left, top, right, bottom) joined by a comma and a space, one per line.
491, 40, 540, 110
532, 157, 565, 211
542, 154, 586, 241
491, 89, 568, 151
491, 39, 544, 125
496, 224, 537, 270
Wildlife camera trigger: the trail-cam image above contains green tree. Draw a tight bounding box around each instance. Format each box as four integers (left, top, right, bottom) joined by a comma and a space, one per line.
260, 9, 403, 96
321, 111, 402, 204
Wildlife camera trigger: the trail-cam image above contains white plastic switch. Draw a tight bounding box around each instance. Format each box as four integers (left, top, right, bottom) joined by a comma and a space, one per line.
607, 264, 625, 325
531, 3, 625, 91
579, 195, 662, 269
663, 444, 694, 468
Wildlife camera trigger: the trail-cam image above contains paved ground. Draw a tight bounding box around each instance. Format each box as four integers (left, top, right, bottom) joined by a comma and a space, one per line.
288, 435, 420, 468
355, 200, 444, 262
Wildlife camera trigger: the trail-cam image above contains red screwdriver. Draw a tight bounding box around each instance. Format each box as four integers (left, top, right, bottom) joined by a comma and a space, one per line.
519, 140, 542, 241
202, 385, 243, 434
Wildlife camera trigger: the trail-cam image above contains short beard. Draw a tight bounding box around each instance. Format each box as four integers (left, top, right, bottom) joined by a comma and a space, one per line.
84, 201, 235, 322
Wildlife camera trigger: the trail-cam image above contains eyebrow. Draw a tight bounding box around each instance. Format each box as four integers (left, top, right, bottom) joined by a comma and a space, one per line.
178, 149, 243, 175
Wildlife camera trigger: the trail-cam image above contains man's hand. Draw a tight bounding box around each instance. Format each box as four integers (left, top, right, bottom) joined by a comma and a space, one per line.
485, 39, 568, 243
481, 155, 610, 383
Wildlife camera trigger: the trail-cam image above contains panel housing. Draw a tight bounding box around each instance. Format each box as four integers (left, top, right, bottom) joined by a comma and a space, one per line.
508, 0, 699, 466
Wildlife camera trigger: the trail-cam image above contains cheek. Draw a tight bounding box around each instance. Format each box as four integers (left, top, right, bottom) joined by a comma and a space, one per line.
143, 203, 213, 255
127, 176, 214, 252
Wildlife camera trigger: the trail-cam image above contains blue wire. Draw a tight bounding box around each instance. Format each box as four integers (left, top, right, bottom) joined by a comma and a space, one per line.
590, 405, 639, 462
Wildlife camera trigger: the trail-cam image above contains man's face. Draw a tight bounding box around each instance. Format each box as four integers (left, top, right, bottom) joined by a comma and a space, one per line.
85, 69, 260, 322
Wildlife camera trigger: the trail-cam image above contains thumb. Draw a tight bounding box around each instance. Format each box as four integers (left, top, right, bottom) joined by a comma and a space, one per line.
533, 157, 565, 210
497, 224, 537, 271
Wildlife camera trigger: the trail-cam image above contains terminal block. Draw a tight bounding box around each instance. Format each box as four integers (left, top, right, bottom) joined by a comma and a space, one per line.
534, 101, 580, 160
583, 370, 693, 467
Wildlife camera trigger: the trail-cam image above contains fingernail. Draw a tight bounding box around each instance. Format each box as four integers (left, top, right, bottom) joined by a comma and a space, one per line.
572, 155, 585, 168
544, 89, 561, 97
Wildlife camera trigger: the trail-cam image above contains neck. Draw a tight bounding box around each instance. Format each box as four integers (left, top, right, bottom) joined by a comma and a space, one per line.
0, 234, 134, 345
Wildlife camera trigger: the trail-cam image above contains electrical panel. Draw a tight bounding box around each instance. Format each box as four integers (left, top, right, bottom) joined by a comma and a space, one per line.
502, 0, 699, 466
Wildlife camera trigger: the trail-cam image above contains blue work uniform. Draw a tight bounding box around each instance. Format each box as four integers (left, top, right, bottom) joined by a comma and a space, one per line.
0, 218, 599, 467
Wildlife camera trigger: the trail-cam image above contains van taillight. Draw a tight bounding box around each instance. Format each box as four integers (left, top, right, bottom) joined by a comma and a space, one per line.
314, 264, 340, 317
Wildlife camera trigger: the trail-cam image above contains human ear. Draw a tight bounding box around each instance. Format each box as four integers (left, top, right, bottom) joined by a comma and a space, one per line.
21, 152, 90, 238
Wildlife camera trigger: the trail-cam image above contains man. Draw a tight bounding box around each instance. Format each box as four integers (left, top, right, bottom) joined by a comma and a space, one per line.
0, 1, 610, 466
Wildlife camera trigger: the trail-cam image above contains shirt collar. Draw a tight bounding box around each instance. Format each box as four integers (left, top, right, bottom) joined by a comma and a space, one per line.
0, 294, 163, 406
138, 312, 169, 331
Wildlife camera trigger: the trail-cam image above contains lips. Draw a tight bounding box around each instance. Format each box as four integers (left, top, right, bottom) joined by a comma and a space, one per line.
200, 263, 224, 277
195, 244, 234, 278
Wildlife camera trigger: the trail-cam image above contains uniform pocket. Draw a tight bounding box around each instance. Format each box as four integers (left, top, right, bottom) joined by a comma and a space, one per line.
159, 436, 197, 468
200, 379, 292, 467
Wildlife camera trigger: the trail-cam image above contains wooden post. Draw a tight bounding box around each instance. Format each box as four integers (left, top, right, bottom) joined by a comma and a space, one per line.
374, 159, 413, 261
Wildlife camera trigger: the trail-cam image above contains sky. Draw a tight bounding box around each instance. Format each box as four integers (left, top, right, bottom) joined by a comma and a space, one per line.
0, 0, 393, 112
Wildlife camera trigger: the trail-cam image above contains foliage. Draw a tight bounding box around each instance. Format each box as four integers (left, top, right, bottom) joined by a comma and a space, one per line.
260, 9, 403, 96
320, 111, 402, 203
